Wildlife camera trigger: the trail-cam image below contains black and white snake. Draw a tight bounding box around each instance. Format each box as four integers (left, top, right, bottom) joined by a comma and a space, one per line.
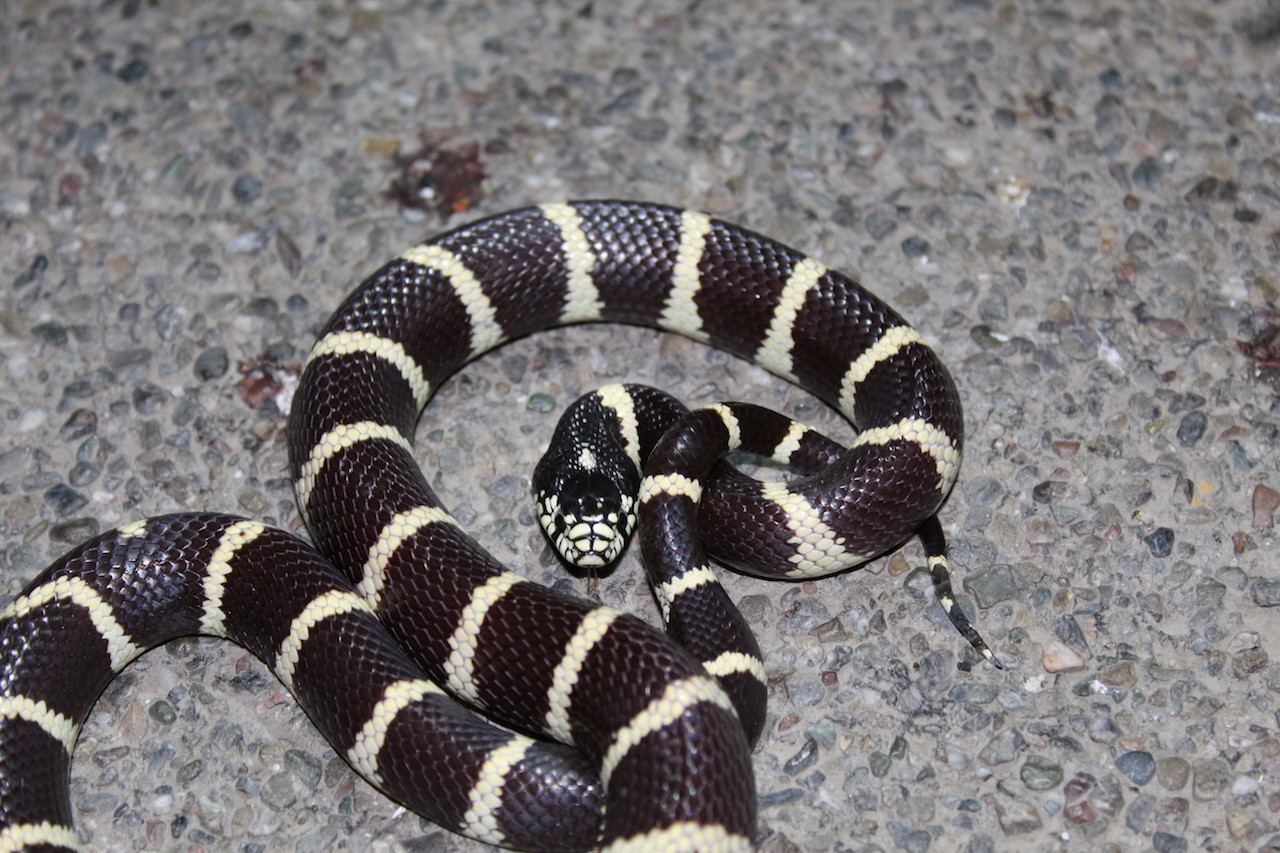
0, 201, 995, 853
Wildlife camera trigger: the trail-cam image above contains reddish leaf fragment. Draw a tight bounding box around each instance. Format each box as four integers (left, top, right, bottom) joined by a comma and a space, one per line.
388, 136, 486, 218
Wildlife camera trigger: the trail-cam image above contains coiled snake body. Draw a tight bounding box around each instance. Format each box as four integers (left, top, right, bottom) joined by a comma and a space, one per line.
0, 201, 992, 852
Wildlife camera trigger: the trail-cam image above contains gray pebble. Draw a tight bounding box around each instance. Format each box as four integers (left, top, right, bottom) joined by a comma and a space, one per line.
1152, 832, 1187, 853
782, 737, 818, 776
948, 683, 998, 704
964, 564, 1018, 608
1191, 757, 1230, 800
32, 321, 68, 346
43, 484, 87, 516
978, 728, 1026, 765
757, 788, 804, 809
1019, 755, 1063, 790
1175, 411, 1206, 447
916, 649, 954, 701
49, 517, 99, 545
148, 700, 176, 725
285, 749, 323, 791
233, 174, 263, 203
192, 348, 228, 381
1143, 527, 1174, 557
1115, 750, 1155, 785
1250, 578, 1280, 607
1132, 157, 1163, 187
994, 797, 1042, 835
526, 392, 556, 413
888, 821, 931, 853
900, 236, 930, 258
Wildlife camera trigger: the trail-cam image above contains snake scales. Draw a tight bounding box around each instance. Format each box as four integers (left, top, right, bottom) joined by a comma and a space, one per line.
0, 200, 994, 852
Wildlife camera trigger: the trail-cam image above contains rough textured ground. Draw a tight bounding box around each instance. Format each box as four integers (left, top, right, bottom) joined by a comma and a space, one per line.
2, 1, 1280, 851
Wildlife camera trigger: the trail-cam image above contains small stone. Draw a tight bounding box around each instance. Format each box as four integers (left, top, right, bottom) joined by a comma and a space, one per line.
175, 759, 204, 783
900, 236, 930, 258
284, 750, 322, 790
1132, 157, 1163, 188
1116, 750, 1156, 785
888, 821, 931, 853
49, 517, 99, 545
1226, 809, 1270, 842
865, 211, 897, 240
963, 563, 1018, 608
32, 321, 68, 346
1063, 799, 1095, 823
261, 771, 303, 812
1175, 410, 1207, 446
1020, 755, 1063, 790
132, 382, 170, 414
1064, 771, 1096, 802
948, 683, 999, 704
60, 408, 97, 441
117, 58, 149, 83
978, 728, 1027, 765
148, 701, 176, 724
43, 484, 88, 516
994, 798, 1042, 835
1143, 527, 1174, 557
1253, 484, 1280, 527
1042, 641, 1086, 672
869, 751, 891, 777
1253, 578, 1280, 607
1152, 832, 1187, 853
193, 347, 229, 381
783, 738, 819, 776
1097, 661, 1137, 688
1191, 758, 1230, 800
1233, 646, 1269, 677
232, 174, 262, 203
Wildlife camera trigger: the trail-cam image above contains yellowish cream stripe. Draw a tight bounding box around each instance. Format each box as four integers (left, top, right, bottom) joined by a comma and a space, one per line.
399, 243, 505, 357
444, 572, 525, 703
0, 696, 77, 755
274, 590, 374, 691
544, 606, 622, 742
461, 736, 537, 844
702, 651, 766, 684
296, 421, 414, 514
347, 678, 445, 781
0, 821, 81, 853
654, 565, 718, 623
596, 384, 643, 470
757, 481, 865, 577
540, 203, 605, 323
358, 506, 460, 608
706, 403, 742, 451
600, 821, 753, 853
600, 675, 735, 786
657, 210, 713, 341
850, 417, 961, 491
116, 519, 149, 540
637, 472, 702, 505
752, 255, 828, 381
837, 325, 923, 419
305, 330, 432, 410
772, 419, 809, 464
200, 520, 267, 635
2, 577, 140, 672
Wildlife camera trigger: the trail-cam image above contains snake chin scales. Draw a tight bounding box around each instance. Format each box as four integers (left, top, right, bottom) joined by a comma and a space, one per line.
0, 201, 998, 853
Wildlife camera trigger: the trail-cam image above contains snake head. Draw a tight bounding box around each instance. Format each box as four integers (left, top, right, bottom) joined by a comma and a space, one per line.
534, 468, 636, 568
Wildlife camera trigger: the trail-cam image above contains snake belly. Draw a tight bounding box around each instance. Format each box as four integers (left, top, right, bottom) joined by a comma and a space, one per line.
0, 200, 968, 853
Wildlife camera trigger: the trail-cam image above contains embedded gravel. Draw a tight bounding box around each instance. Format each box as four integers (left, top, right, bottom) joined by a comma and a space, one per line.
2, 2, 1280, 852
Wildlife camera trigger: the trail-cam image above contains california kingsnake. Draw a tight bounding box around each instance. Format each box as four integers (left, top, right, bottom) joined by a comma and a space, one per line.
0, 200, 994, 852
